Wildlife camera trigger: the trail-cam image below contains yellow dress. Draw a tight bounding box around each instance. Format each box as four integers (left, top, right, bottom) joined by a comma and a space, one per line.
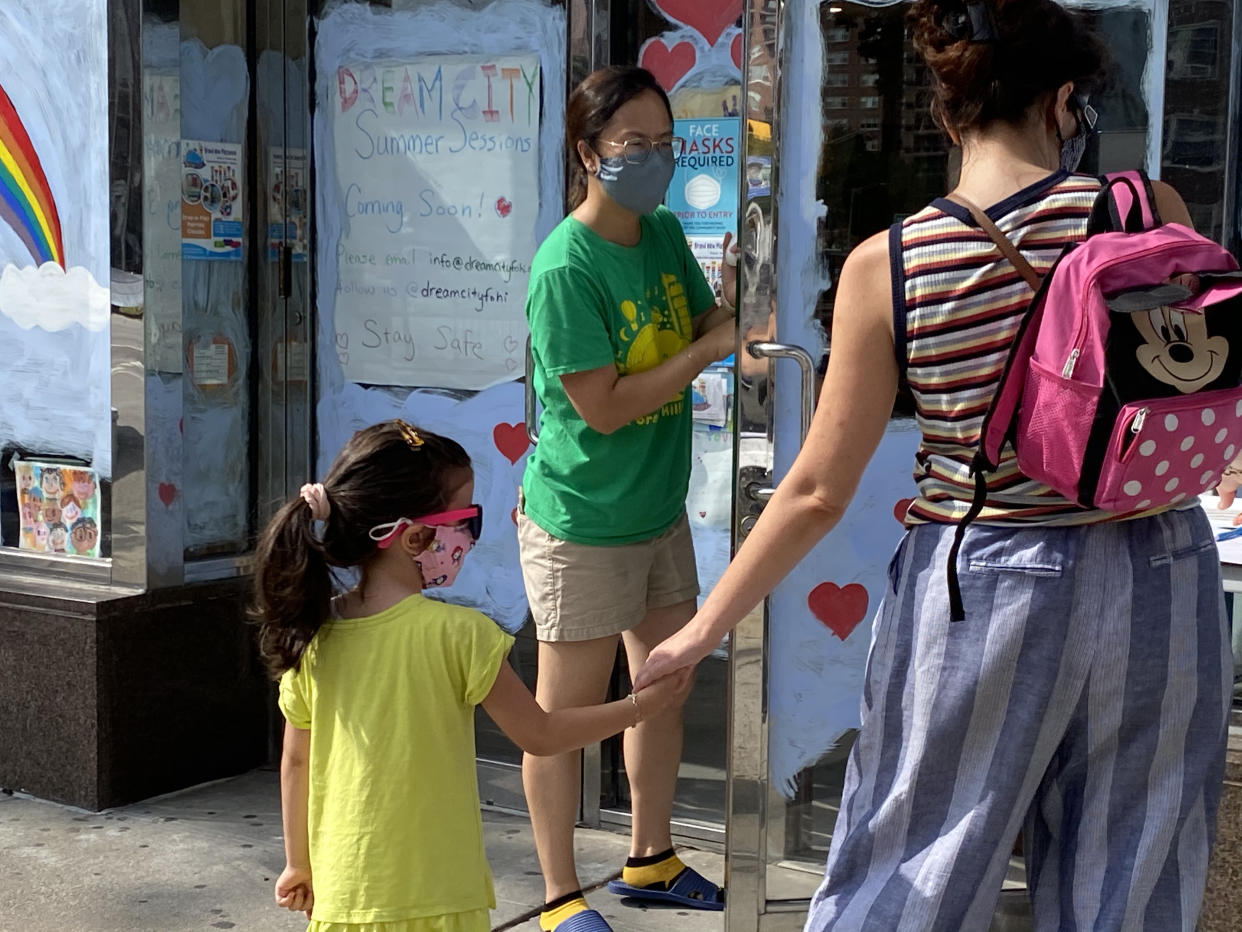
307, 912, 489, 932
279, 594, 513, 932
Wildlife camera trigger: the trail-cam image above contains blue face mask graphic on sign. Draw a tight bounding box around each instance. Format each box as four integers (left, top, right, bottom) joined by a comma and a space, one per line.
595, 149, 676, 216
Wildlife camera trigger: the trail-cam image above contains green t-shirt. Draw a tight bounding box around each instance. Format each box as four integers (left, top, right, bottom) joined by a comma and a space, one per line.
522, 206, 716, 545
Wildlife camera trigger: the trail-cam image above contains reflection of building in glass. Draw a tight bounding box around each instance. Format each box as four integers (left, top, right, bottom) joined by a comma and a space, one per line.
1162, 0, 1235, 244
822, 21, 883, 153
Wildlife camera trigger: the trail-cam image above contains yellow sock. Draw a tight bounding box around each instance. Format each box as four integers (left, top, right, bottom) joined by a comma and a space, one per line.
621, 850, 686, 890
539, 893, 589, 931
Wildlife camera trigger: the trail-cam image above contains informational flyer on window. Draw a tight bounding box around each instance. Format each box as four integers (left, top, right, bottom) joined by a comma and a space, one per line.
667, 117, 740, 292
269, 147, 308, 262
325, 55, 541, 388
181, 140, 244, 260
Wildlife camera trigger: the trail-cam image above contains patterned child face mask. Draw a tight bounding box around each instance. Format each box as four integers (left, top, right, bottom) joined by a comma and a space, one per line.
369, 505, 483, 589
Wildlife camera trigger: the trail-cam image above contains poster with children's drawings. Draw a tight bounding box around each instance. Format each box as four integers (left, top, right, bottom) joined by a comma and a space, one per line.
13, 460, 101, 558
181, 140, 244, 260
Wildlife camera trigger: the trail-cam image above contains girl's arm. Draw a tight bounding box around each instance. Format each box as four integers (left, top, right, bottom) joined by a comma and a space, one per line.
275, 722, 314, 916
635, 230, 898, 689
480, 663, 692, 757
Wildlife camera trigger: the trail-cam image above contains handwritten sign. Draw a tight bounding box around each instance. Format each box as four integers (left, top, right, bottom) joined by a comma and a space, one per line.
143, 70, 184, 372
328, 56, 540, 388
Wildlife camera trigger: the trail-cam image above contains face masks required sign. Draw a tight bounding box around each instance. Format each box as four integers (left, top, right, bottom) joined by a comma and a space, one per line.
327, 56, 540, 389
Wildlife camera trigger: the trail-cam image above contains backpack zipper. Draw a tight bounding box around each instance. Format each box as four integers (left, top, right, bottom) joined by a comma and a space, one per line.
1062, 348, 1080, 378
1130, 406, 1148, 434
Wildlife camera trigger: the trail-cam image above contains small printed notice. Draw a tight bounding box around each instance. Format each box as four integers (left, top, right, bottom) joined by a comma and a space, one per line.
269, 148, 308, 262
182, 140, 244, 260
327, 55, 541, 388
190, 340, 231, 386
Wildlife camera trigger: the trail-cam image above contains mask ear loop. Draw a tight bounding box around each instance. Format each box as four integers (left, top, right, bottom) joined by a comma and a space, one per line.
370, 517, 415, 549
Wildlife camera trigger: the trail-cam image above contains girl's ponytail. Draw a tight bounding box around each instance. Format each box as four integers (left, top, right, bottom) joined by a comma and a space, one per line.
254, 494, 332, 677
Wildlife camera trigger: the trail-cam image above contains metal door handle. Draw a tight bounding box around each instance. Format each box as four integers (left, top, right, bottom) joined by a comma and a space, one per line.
746, 482, 776, 504
524, 335, 539, 445
746, 340, 815, 444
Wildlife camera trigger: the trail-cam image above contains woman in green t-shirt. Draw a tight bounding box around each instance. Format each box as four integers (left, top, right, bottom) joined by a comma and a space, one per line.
517, 67, 735, 930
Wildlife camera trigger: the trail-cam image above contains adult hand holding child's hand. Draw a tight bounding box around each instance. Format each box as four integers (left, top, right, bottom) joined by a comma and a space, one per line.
633, 665, 694, 721
634, 622, 714, 692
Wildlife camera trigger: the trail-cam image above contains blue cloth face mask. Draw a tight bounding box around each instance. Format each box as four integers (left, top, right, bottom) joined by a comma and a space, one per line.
595, 149, 676, 216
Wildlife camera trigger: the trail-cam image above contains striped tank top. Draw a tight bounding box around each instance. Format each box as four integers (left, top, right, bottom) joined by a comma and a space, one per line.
894, 171, 1166, 526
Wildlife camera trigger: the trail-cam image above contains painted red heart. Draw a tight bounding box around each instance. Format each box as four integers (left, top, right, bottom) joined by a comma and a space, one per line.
493, 422, 530, 465
158, 482, 177, 507
511, 507, 519, 526
893, 497, 915, 525
808, 582, 869, 641
651, 0, 740, 47
731, 33, 743, 70
699, 511, 707, 518
495, 196, 512, 218
639, 38, 697, 92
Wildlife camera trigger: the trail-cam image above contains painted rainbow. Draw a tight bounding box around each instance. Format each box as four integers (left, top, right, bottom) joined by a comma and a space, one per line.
0, 84, 64, 267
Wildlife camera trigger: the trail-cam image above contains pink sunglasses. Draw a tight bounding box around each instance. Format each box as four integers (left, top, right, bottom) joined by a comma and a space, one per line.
369, 505, 484, 549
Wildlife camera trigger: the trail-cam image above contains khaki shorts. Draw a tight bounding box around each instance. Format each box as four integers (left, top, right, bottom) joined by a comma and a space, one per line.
517, 502, 700, 643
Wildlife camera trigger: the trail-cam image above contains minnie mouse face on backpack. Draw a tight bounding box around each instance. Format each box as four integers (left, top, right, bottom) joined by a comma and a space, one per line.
1132, 304, 1229, 394
1106, 275, 1242, 399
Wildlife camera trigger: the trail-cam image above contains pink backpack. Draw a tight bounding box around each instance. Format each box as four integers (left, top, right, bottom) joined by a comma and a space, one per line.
947, 171, 1242, 620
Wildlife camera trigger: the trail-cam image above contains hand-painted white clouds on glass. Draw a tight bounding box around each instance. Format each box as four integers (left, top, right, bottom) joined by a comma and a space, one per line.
0, 265, 109, 332
0, 0, 110, 476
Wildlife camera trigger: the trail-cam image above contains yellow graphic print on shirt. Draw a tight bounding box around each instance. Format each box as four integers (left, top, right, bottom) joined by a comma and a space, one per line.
616, 273, 694, 376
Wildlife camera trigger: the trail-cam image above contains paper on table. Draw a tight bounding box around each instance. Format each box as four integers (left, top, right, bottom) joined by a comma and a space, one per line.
1199, 494, 1242, 565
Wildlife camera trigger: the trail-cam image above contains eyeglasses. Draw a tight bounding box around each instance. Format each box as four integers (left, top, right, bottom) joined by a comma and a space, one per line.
369, 504, 484, 549
599, 136, 687, 164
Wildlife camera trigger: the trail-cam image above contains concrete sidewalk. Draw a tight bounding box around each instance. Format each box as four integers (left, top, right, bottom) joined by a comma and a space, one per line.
0, 769, 728, 932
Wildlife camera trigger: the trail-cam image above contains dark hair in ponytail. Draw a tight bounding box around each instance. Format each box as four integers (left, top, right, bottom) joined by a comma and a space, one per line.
253, 421, 471, 677
565, 66, 673, 209
908, 0, 1105, 135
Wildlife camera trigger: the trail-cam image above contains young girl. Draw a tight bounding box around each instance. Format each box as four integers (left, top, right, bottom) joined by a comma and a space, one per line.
255, 419, 691, 932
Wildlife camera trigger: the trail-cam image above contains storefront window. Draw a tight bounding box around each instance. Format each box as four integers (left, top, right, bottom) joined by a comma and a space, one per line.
0, 0, 112, 567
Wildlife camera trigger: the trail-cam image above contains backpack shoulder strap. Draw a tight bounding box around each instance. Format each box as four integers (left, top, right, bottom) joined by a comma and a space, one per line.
1089, 170, 1163, 235
945, 192, 1042, 291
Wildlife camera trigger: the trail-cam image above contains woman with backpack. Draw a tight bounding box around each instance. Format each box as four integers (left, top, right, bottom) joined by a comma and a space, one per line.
635, 1, 1232, 929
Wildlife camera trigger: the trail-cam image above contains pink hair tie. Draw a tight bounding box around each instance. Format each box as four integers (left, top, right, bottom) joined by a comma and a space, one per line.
300, 483, 330, 522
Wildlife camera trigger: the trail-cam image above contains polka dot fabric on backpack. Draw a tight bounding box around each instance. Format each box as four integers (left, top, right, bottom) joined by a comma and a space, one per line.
1093, 392, 1242, 511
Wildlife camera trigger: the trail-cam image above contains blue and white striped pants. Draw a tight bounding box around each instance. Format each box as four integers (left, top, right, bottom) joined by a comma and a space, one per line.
805, 507, 1231, 931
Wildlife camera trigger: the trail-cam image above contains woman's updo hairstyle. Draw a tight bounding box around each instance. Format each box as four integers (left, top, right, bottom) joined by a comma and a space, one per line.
565, 66, 674, 209
908, 0, 1105, 135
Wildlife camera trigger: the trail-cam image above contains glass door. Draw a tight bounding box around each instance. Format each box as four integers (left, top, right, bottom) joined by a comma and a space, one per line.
256, 0, 314, 517
723, 1, 1204, 930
